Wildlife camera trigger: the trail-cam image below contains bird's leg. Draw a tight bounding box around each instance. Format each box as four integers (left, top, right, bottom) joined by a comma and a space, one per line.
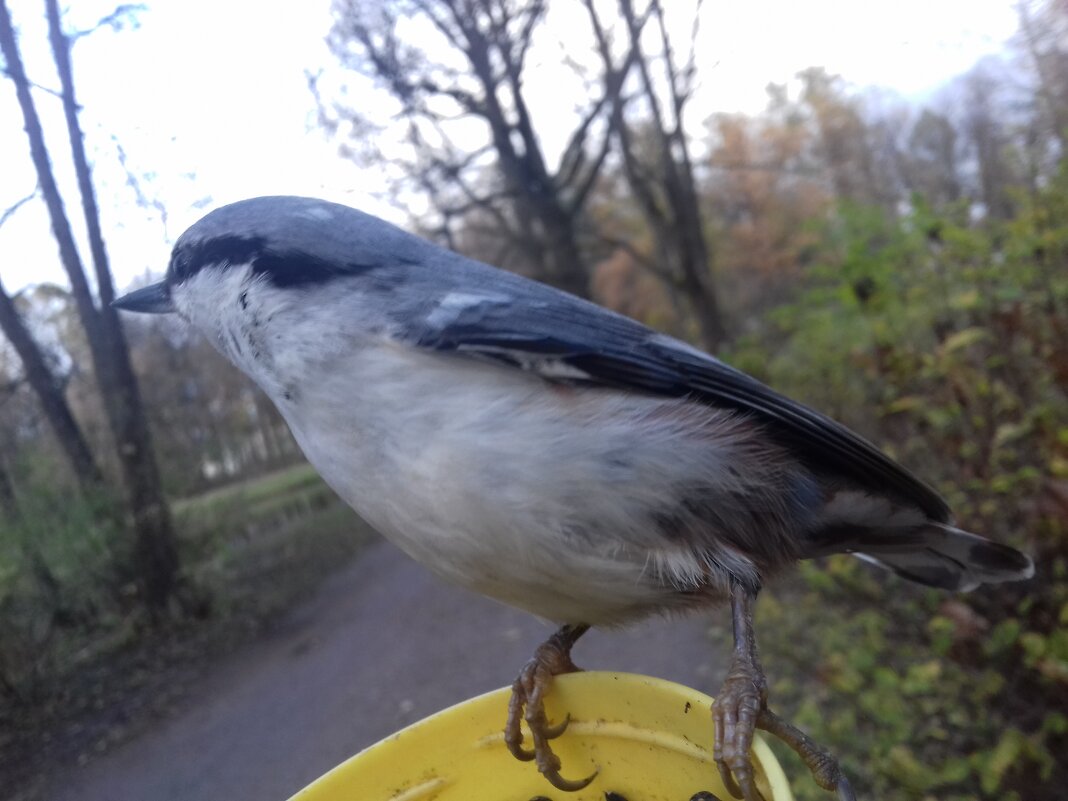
505, 623, 597, 792
713, 584, 770, 801
713, 583, 856, 801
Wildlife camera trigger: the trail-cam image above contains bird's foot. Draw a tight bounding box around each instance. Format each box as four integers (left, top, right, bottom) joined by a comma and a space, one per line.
713, 660, 769, 801
713, 658, 855, 801
716, 584, 855, 801
504, 624, 596, 792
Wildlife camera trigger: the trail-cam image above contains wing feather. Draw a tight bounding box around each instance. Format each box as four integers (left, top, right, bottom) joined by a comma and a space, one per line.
398, 277, 950, 522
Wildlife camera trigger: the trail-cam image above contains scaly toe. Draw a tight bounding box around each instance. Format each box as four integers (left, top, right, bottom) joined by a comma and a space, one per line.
713, 675, 768, 801
836, 775, 857, 801
505, 685, 535, 761
728, 756, 767, 801
542, 765, 598, 792
505, 739, 536, 761
505, 625, 592, 792
756, 707, 856, 801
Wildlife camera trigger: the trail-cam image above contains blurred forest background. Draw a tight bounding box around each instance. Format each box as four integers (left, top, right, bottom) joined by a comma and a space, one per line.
1, 0, 1067, 799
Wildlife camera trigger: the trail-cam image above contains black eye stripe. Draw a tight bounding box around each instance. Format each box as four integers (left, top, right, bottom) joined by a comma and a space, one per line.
169, 235, 266, 283
249, 251, 357, 287
168, 235, 391, 289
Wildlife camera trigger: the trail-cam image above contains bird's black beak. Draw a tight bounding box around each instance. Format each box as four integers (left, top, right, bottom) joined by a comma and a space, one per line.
111, 281, 175, 314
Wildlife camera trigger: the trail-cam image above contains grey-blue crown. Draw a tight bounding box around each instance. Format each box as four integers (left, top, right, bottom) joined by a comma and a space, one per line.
166, 196, 430, 289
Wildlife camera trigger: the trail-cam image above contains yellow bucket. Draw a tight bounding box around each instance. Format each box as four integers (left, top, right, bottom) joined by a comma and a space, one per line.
288, 671, 793, 801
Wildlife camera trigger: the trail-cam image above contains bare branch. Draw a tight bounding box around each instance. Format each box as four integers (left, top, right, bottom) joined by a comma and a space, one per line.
411, 0, 467, 52
567, 122, 613, 214
71, 3, 146, 41
415, 77, 484, 114
555, 94, 608, 192
42, 0, 180, 604
328, 0, 591, 296
586, 0, 726, 348
113, 138, 170, 240
0, 188, 37, 230
0, 67, 64, 99
561, 3, 651, 211
445, 176, 522, 241
584, 0, 664, 224
512, 0, 545, 73
680, 0, 704, 100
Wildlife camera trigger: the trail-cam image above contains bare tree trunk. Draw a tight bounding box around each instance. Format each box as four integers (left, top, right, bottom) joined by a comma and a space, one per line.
629, 0, 725, 350
45, 0, 178, 611
453, 6, 590, 298
0, 276, 104, 489
330, 0, 610, 298
586, 0, 727, 351
0, 0, 179, 611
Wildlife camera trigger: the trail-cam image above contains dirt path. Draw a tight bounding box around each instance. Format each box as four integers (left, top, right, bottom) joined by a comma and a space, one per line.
43, 539, 727, 801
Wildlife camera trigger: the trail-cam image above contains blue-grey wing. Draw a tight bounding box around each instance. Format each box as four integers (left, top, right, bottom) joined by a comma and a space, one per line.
394, 274, 950, 523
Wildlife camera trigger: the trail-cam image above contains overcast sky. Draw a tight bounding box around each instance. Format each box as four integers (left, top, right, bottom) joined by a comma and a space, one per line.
0, 0, 1020, 294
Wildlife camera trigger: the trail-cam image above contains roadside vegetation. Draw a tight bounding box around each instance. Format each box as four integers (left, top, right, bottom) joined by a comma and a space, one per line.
0, 1, 1065, 799
0, 465, 373, 799
720, 181, 1068, 800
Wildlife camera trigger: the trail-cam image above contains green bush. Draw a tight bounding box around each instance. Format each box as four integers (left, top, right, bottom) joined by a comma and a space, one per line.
725, 173, 1068, 799
0, 463, 362, 702
0, 485, 125, 699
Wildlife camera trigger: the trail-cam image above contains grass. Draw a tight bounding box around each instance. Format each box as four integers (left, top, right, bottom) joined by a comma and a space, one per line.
2, 462, 378, 801
169, 461, 377, 619
173, 462, 330, 528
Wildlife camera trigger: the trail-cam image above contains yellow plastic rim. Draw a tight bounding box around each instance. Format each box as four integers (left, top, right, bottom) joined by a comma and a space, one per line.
288, 671, 794, 801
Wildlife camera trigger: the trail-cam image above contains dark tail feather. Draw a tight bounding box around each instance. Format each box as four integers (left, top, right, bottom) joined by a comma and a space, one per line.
853, 523, 1034, 591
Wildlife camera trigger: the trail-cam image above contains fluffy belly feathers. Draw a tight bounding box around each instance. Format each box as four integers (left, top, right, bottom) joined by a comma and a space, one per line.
280, 343, 796, 624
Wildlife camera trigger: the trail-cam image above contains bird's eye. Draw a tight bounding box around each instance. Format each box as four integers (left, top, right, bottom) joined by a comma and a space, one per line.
169, 251, 191, 281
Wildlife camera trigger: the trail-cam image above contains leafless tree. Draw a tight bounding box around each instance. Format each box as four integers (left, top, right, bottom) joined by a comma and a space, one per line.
0, 0, 178, 611
0, 277, 104, 491
326, 0, 623, 297
585, 0, 726, 351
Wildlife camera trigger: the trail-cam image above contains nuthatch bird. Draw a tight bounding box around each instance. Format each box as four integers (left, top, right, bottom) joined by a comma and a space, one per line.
115, 196, 1034, 800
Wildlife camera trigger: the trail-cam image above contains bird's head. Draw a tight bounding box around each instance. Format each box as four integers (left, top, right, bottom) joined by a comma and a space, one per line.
113, 195, 422, 401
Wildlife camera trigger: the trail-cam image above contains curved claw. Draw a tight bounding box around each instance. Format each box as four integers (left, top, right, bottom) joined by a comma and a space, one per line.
734, 768, 767, 801
543, 712, 571, 740
505, 686, 536, 761
505, 624, 592, 793
542, 765, 598, 792
715, 760, 744, 800
716, 754, 766, 801
503, 713, 567, 760
505, 738, 536, 762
